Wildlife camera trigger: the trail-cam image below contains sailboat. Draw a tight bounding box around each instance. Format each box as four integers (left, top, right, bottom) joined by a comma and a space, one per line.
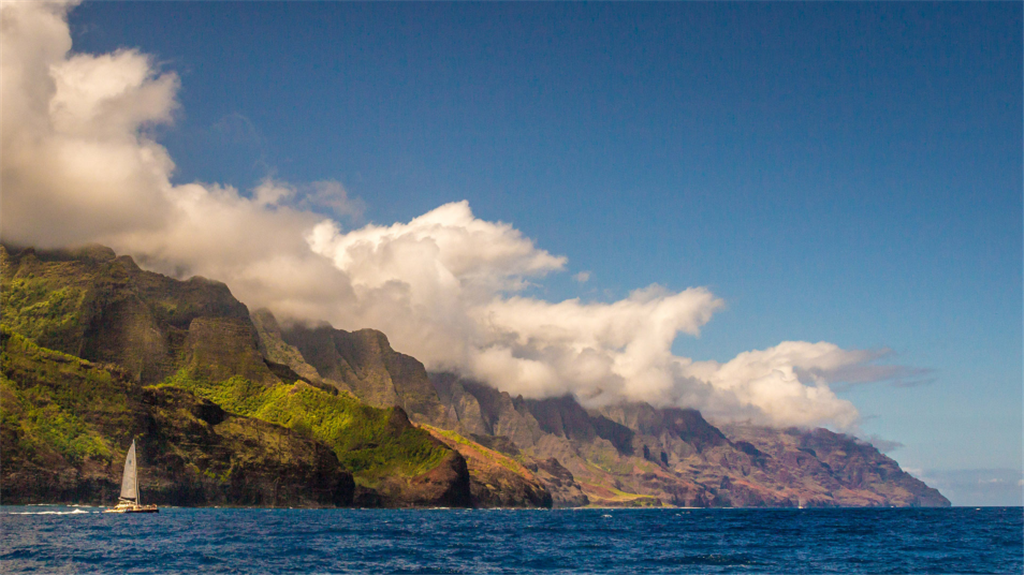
104, 440, 158, 513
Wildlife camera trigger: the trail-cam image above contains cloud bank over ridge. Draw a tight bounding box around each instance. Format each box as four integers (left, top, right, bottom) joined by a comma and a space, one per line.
2, 1, 913, 430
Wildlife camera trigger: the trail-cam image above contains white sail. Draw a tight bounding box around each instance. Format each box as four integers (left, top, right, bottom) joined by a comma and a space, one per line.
119, 440, 138, 502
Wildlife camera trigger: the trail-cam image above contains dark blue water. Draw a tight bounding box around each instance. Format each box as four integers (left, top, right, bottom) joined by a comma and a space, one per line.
1, 506, 1020, 574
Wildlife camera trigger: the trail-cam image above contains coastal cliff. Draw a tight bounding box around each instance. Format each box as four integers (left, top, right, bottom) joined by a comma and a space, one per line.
0, 245, 469, 507
0, 329, 352, 507
1, 244, 949, 508
431, 373, 950, 508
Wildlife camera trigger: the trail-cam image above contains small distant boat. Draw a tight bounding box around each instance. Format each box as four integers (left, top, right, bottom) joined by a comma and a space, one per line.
104, 440, 158, 514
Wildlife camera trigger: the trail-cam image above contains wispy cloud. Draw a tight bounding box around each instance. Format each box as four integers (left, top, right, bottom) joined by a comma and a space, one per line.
913, 468, 1024, 507
861, 435, 904, 453
253, 178, 365, 221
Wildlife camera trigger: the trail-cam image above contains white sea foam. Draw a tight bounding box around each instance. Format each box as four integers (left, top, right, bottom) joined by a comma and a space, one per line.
4, 508, 95, 515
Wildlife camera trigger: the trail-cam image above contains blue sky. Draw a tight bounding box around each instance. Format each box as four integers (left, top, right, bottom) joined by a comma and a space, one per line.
64, 2, 1022, 505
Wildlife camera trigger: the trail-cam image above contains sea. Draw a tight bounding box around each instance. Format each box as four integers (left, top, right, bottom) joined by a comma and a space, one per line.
1, 506, 1021, 574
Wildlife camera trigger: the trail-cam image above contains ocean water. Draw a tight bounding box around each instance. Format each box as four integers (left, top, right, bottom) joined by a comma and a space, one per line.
1, 506, 1020, 574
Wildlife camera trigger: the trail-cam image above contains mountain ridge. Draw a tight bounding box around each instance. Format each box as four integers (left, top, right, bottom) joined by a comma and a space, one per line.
0, 244, 472, 507
0, 244, 949, 508
430, 372, 949, 508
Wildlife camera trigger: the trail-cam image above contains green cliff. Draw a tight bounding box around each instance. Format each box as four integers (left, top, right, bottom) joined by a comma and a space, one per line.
265, 317, 452, 428
0, 244, 470, 507
1, 243, 947, 509
1, 328, 352, 506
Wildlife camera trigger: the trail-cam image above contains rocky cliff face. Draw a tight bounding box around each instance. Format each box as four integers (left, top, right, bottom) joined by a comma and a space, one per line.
423, 426, 552, 508
719, 425, 949, 507
1, 244, 950, 509
270, 319, 452, 428
525, 458, 590, 508
0, 245, 470, 508
431, 373, 950, 508
0, 329, 353, 507
1, 245, 273, 386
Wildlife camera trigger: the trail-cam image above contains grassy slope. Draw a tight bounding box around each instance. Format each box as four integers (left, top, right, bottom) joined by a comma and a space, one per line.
159, 370, 449, 488
423, 425, 534, 478
1, 328, 356, 506
0, 329, 126, 471
0, 246, 451, 494
0, 248, 96, 355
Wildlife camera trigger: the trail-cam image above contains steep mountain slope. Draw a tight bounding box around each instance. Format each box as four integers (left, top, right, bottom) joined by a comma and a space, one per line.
268, 318, 451, 427
1, 329, 353, 506
719, 424, 949, 507
1, 245, 274, 386
422, 426, 552, 508
1, 244, 948, 508
432, 373, 950, 508
0, 245, 470, 507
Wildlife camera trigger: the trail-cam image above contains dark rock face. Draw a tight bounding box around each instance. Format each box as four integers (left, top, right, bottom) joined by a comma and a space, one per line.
526, 458, 589, 508
1, 244, 273, 386
373, 451, 472, 508
523, 395, 636, 455
430, 374, 951, 508
139, 387, 354, 507
278, 323, 451, 427
424, 427, 552, 509
0, 330, 354, 507
3, 409, 356, 507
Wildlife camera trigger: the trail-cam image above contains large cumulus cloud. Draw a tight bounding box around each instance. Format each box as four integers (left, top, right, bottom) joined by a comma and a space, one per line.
2, 1, 908, 429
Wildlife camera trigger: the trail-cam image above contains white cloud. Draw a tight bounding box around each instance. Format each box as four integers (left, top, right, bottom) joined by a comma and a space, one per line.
573, 271, 591, 283
0, 1, 913, 431
1, 1, 176, 248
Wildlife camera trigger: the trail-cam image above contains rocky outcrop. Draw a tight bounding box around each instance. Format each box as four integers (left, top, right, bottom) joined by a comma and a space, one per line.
365, 449, 472, 508
423, 426, 552, 508
250, 308, 326, 385
140, 386, 354, 507
278, 323, 451, 427
0, 329, 353, 507
525, 458, 589, 508
432, 373, 547, 448
431, 373, 951, 508
0, 244, 276, 386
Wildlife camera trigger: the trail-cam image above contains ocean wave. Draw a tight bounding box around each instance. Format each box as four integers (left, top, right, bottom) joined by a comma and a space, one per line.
4, 508, 95, 515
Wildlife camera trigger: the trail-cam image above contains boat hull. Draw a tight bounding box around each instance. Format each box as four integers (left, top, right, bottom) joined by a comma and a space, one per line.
104, 503, 159, 513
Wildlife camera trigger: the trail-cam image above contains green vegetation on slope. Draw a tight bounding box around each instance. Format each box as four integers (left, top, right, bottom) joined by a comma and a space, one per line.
0, 328, 125, 467
1, 326, 356, 507
161, 370, 449, 486
423, 425, 531, 477
1, 282, 87, 344
1, 245, 460, 504
0, 246, 96, 352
